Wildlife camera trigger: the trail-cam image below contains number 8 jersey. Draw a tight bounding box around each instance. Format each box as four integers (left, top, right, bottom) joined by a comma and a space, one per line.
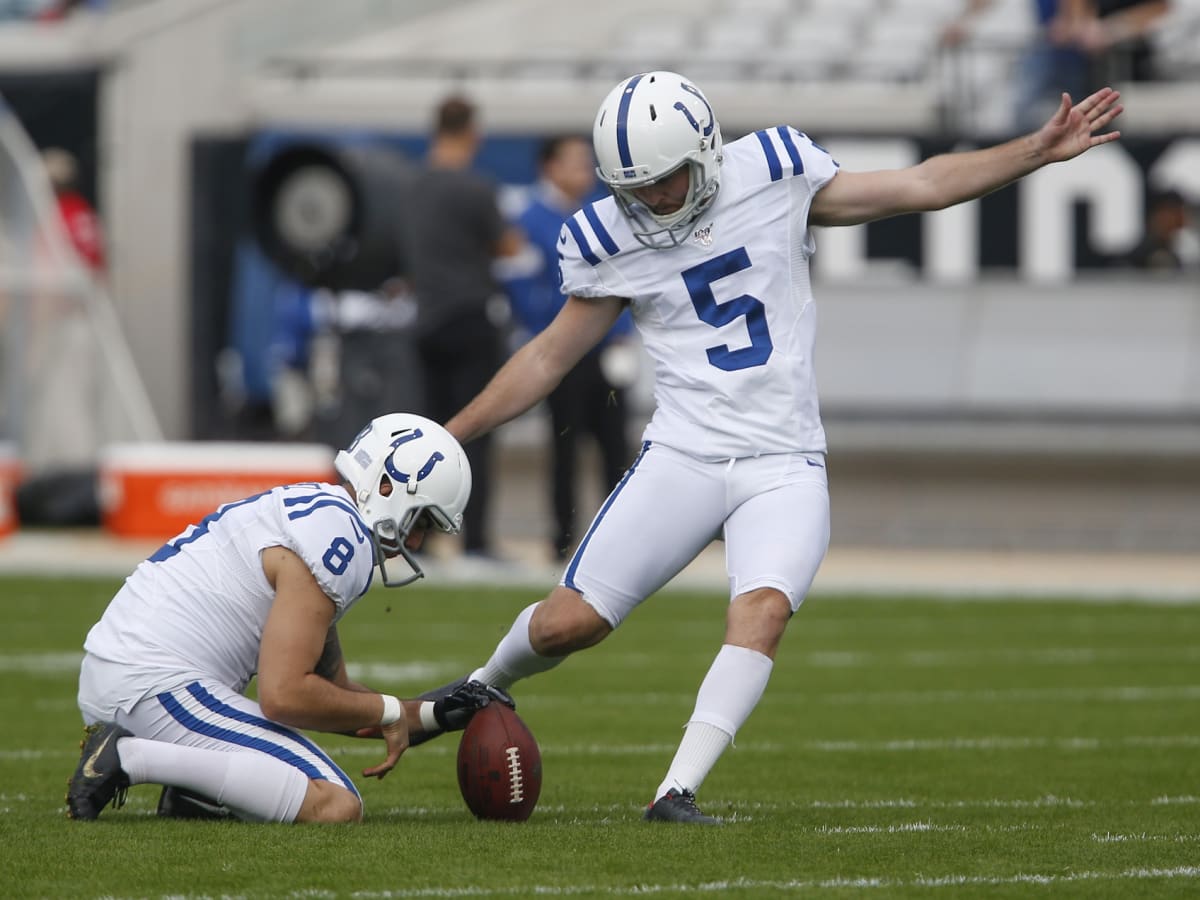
560, 126, 839, 461
82, 483, 375, 705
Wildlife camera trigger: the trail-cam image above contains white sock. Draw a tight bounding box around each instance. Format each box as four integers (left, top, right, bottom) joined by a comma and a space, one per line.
469, 602, 565, 688
654, 644, 774, 799
118, 736, 310, 823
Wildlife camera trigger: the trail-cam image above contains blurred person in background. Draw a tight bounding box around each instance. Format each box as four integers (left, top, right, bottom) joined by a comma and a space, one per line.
42, 146, 105, 277
67, 413, 510, 824
1124, 188, 1197, 271
943, 0, 1167, 132
0, 0, 101, 21
401, 94, 524, 565
942, 0, 1089, 131
505, 135, 637, 563
1055, 0, 1170, 87
415, 71, 1124, 824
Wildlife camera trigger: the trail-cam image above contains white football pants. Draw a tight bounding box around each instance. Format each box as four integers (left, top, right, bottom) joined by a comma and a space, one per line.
561, 441, 830, 627
79, 660, 358, 798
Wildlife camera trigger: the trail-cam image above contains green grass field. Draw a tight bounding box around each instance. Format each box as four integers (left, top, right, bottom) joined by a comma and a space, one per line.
1, 574, 1197, 899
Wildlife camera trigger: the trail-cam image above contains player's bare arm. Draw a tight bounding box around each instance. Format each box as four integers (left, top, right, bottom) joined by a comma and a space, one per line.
314, 627, 346, 684
446, 294, 626, 444
314, 627, 373, 693
257, 546, 398, 733
810, 87, 1123, 227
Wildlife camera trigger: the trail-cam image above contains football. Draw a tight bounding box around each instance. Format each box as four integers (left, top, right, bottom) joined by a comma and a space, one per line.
456, 702, 541, 821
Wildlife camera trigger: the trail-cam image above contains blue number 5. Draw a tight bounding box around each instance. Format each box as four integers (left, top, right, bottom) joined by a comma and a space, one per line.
681, 248, 773, 371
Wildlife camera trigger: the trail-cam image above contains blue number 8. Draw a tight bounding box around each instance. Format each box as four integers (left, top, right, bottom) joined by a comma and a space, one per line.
322, 537, 354, 575
681, 248, 773, 371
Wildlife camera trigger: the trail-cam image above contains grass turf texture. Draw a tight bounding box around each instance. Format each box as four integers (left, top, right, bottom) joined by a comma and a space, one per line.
1, 575, 1197, 899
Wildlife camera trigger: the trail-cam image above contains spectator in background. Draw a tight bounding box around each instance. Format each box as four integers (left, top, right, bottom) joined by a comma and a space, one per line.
400, 94, 524, 564
506, 136, 637, 562
0, 0, 98, 21
942, 0, 1087, 132
1053, 0, 1170, 85
1124, 188, 1195, 271
34, 0, 106, 20
942, 0, 1167, 132
42, 146, 105, 276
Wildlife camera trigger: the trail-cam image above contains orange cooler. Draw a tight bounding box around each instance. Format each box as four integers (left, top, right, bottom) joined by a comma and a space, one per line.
0, 442, 20, 539
99, 442, 336, 540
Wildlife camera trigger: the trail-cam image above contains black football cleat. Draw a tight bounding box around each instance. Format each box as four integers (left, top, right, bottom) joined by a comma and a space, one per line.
66, 722, 132, 820
408, 676, 516, 747
157, 786, 234, 820
415, 675, 468, 703
644, 788, 721, 825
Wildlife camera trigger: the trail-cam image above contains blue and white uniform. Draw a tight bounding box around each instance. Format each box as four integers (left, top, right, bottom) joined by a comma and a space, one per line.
79, 482, 374, 796
557, 128, 839, 623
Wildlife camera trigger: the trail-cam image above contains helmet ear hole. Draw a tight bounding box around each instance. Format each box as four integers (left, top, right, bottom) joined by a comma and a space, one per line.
378, 473, 393, 497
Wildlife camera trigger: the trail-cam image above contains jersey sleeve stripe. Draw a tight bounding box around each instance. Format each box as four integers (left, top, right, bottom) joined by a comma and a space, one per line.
775, 126, 805, 175
582, 202, 620, 255
615, 72, 645, 168
284, 496, 371, 542
754, 129, 783, 182
565, 215, 602, 265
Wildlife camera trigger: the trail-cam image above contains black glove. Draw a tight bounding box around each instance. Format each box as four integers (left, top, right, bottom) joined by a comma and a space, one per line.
431, 680, 516, 731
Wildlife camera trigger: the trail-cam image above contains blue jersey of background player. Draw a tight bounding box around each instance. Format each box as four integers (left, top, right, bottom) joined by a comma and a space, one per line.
504, 134, 639, 560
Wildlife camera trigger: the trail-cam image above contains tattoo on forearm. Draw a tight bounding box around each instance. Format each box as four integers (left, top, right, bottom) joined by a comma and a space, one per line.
315, 629, 344, 682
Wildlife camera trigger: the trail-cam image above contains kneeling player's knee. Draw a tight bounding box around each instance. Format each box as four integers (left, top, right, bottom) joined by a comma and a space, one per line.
298, 781, 362, 824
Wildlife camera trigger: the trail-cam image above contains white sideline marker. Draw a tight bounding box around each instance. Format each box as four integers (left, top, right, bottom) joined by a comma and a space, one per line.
334, 867, 1200, 897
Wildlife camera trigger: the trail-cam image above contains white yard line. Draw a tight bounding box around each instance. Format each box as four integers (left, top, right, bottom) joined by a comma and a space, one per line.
804, 646, 1200, 667
334, 867, 1200, 897
1092, 832, 1200, 843
14, 734, 1200, 763
521, 683, 1200, 709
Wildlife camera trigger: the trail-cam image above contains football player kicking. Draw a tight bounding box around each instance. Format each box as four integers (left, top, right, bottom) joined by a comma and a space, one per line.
67, 413, 511, 823
413, 71, 1124, 824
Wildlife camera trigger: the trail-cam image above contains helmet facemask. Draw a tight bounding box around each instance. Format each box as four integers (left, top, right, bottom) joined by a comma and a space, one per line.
367, 498, 453, 588
609, 158, 721, 249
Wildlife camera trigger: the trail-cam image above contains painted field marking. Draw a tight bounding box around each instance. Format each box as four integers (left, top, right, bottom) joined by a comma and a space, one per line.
805, 646, 1200, 668
15, 734, 1200, 765
323, 734, 1200, 757
1093, 832, 1200, 843
333, 866, 1200, 897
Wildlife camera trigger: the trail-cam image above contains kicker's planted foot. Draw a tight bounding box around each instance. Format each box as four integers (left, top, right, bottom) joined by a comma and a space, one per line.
644, 788, 721, 825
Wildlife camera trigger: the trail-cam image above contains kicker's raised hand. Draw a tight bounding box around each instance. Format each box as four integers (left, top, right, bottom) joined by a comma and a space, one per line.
1036, 88, 1124, 164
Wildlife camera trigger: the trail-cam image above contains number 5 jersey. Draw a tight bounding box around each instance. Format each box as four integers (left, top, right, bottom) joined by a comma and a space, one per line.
559, 127, 840, 462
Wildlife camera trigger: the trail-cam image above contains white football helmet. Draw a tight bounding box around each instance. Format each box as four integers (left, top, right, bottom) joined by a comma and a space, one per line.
593, 71, 723, 249
334, 412, 471, 587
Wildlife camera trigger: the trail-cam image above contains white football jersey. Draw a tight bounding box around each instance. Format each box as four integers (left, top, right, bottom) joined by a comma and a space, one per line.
560, 127, 839, 460
83, 483, 376, 706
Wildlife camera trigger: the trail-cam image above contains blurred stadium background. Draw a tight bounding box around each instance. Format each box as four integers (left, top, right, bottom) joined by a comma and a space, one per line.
0, 0, 1198, 582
